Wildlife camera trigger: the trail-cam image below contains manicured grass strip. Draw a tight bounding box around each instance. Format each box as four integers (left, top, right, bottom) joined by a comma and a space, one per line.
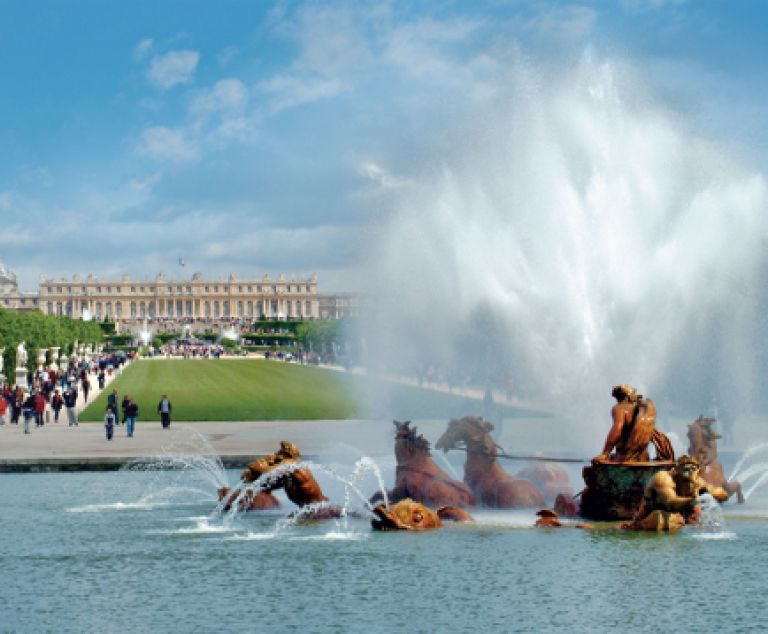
80, 360, 544, 422
80, 360, 357, 422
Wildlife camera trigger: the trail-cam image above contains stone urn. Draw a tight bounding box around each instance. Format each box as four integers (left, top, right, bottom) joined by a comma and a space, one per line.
37, 348, 48, 371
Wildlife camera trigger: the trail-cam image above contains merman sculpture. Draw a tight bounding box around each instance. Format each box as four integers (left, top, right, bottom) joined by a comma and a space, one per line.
687, 415, 744, 503
435, 416, 546, 508
628, 455, 728, 531
371, 421, 475, 508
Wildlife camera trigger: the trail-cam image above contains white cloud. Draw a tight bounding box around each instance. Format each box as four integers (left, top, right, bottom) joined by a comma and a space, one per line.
128, 172, 163, 190
523, 5, 597, 41
136, 126, 199, 163
359, 162, 409, 190
259, 74, 345, 115
620, 0, 687, 9
147, 50, 200, 90
383, 17, 481, 77
190, 78, 247, 114
217, 46, 239, 66
0, 227, 33, 246
133, 37, 154, 61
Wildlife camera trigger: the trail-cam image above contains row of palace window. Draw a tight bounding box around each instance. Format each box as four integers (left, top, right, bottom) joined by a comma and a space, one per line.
46, 299, 314, 319
45, 284, 314, 295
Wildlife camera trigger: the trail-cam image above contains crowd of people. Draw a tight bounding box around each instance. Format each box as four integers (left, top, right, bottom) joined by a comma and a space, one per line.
157, 340, 233, 358
0, 352, 133, 435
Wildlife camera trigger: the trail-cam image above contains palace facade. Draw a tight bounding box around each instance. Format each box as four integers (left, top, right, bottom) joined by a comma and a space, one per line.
0, 260, 358, 323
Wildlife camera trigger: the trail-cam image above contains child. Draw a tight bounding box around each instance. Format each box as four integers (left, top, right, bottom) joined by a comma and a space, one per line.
104, 405, 116, 441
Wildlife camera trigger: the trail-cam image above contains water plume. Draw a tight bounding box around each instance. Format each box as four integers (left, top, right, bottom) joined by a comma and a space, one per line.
361, 52, 768, 437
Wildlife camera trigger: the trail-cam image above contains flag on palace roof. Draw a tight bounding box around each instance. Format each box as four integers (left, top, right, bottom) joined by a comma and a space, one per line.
178, 258, 187, 267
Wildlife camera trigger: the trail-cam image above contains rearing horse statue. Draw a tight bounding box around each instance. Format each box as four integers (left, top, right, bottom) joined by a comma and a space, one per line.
373, 421, 475, 508
688, 415, 744, 503
435, 416, 545, 508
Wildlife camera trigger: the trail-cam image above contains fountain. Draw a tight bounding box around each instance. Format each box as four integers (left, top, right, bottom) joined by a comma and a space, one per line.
578, 384, 675, 520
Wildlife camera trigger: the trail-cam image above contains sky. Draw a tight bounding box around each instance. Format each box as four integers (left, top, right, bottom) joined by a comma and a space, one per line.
1, 0, 767, 294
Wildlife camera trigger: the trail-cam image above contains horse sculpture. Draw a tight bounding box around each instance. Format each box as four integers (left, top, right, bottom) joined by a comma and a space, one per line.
239, 441, 343, 518
688, 415, 744, 503
435, 416, 546, 508
372, 420, 475, 508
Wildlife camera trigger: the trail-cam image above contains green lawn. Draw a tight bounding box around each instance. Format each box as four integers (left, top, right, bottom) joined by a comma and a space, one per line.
79, 359, 543, 422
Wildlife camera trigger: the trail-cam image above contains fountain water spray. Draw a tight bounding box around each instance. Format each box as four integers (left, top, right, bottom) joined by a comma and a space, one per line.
360, 52, 768, 437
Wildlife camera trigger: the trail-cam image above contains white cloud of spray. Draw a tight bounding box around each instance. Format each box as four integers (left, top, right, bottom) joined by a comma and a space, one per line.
358, 52, 768, 441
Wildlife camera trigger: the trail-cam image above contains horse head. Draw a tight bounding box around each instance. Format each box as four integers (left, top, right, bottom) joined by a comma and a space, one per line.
435, 416, 496, 456
393, 420, 432, 464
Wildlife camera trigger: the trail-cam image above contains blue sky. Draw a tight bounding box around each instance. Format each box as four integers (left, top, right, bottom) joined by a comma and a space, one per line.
1, 0, 767, 292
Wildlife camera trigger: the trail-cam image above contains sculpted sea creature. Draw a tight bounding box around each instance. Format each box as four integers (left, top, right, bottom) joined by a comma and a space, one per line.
371, 498, 473, 531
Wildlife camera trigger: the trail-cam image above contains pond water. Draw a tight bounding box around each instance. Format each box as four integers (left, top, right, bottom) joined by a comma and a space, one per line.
2, 450, 768, 632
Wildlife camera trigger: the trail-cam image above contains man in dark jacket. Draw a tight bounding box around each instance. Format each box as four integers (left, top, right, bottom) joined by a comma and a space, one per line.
157, 394, 172, 429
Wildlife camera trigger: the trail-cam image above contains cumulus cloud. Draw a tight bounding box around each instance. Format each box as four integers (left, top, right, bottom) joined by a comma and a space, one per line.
359, 162, 409, 190
259, 74, 345, 115
136, 126, 199, 163
133, 37, 154, 61
522, 5, 597, 41
190, 78, 248, 114
147, 50, 200, 90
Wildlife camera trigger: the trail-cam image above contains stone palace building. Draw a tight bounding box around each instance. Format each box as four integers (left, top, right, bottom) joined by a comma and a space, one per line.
0, 260, 357, 324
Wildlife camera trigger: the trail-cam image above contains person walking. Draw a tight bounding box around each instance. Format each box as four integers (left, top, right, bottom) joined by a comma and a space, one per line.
81, 374, 90, 403
125, 397, 138, 438
120, 394, 130, 426
157, 394, 172, 429
104, 405, 116, 441
64, 386, 78, 426
22, 392, 35, 434
33, 390, 46, 427
51, 389, 63, 423
0, 392, 7, 426
107, 389, 118, 415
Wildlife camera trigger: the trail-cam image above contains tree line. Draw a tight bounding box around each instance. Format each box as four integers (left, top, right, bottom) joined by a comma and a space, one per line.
0, 308, 104, 373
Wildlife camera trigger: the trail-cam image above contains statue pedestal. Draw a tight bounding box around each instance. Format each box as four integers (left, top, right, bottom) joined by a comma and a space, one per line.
15, 367, 28, 390
579, 460, 675, 520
